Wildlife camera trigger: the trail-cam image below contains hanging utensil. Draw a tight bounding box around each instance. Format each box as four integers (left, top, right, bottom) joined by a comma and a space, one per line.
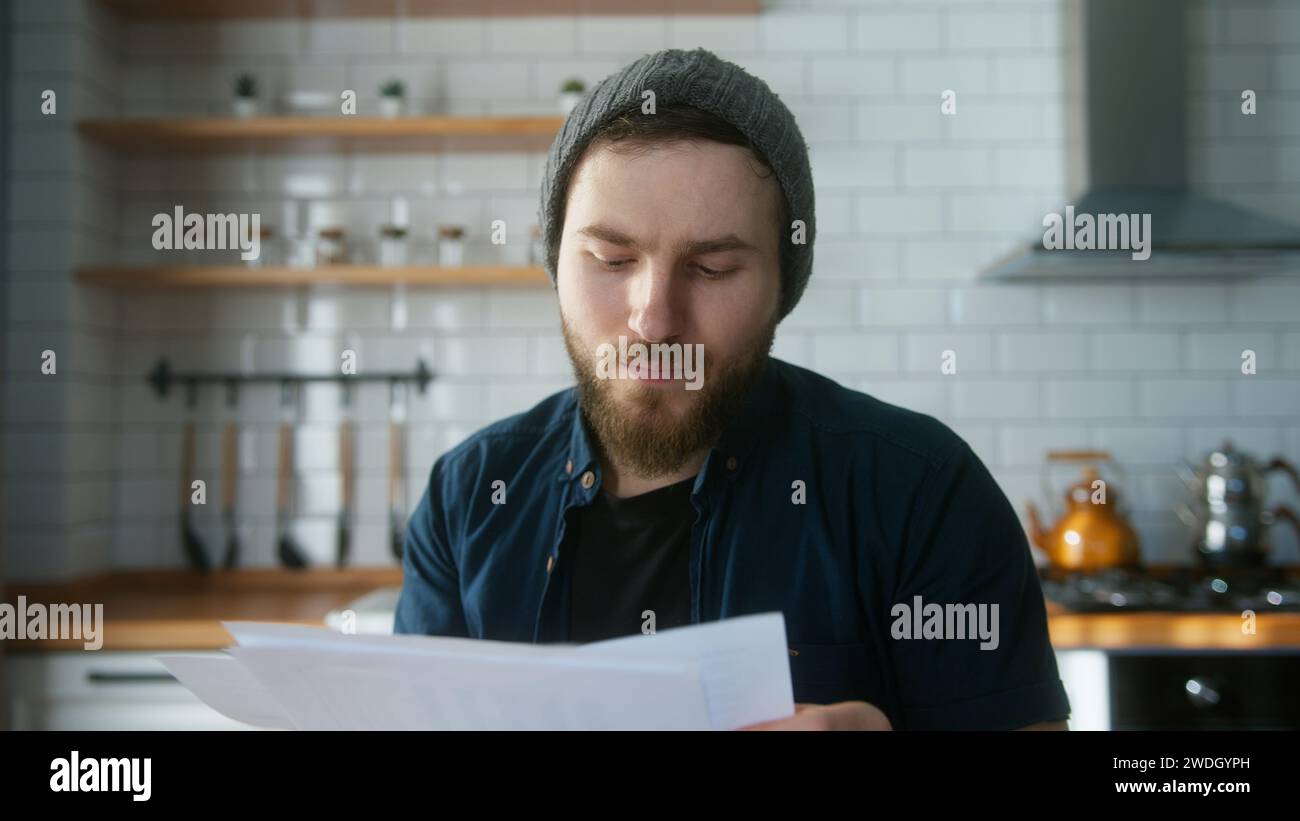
276, 380, 309, 569
388, 380, 407, 562
336, 382, 354, 569
220, 381, 241, 569
179, 381, 211, 572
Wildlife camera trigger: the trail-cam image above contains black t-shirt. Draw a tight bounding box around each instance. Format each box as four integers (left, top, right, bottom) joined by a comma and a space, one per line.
567, 476, 696, 643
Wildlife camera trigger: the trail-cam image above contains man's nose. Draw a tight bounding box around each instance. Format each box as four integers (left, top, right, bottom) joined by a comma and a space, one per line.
627, 262, 683, 343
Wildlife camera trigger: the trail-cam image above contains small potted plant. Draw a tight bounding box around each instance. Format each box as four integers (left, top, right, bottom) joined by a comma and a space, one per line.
559, 77, 585, 115
379, 79, 406, 118
232, 73, 258, 119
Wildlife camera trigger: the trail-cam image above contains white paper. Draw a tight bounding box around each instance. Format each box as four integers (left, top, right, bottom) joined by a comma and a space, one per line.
578, 612, 795, 730
227, 644, 708, 730
158, 654, 294, 730
161, 613, 794, 731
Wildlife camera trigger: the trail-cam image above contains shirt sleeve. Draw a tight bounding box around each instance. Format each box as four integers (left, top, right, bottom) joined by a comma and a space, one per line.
393, 458, 471, 638
888, 439, 1071, 730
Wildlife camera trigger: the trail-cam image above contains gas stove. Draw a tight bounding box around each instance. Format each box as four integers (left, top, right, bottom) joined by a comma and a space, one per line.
1040, 566, 1300, 613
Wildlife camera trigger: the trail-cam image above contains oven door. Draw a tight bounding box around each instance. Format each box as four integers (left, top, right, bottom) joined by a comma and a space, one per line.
1108, 651, 1300, 730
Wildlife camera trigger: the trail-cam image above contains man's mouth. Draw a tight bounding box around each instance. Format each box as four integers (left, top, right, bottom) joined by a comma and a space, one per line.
587, 335, 708, 391
626, 358, 678, 384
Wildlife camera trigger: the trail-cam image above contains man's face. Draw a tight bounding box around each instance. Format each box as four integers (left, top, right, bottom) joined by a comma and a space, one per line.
557, 138, 784, 477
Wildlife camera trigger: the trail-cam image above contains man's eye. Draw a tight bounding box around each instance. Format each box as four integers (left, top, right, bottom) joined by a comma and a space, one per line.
695, 264, 733, 279
596, 257, 632, 271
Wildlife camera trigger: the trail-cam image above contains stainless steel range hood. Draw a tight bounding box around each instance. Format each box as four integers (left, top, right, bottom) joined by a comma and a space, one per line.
983, 0, 1300, 281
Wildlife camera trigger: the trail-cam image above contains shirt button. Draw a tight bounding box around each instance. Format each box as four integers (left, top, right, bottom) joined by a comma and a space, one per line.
726, 456, 738, 471
565, 459, 573, 474
580, 470, 595, 489
546, 555, 555, 574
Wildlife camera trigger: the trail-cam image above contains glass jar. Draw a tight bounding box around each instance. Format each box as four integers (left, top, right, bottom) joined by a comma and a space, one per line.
438, 225, 465, 267
316, 226, 347, 266
378, 224, 409, 267
245, 225, 276, 268
529, 224, 544, 267
285, 235, 315, 269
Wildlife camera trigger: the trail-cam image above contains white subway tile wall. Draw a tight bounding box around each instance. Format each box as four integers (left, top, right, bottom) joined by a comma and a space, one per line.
5, 0, 122, 580
3, 0, 1299, 580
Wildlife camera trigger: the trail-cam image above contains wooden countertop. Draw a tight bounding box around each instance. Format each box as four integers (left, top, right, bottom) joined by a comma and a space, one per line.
5, 570, 1300, 652
2, 568, 402, 651
1045, 603, 1300, 651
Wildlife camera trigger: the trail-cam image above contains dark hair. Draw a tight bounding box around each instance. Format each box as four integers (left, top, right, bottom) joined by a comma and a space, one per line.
564, 103, 793, 303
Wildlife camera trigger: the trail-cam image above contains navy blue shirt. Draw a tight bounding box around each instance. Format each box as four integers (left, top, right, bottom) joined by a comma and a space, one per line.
395, 357, 1071, 730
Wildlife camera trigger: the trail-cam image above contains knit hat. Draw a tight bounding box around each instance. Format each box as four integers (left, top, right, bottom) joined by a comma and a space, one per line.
537, 48, 816, 320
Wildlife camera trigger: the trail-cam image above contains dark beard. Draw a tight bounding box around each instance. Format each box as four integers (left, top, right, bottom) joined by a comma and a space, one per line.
562, 319, 776, 479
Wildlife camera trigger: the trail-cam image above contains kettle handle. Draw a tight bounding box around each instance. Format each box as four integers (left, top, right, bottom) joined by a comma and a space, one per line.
1266, 458, 1300, 493
1270, 505, 1300, 539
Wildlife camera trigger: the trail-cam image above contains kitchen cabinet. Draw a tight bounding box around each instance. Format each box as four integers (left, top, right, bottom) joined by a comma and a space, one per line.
1055, 648, 1300, 730
6, 651, 255, 731
1108, 651, 1300, 730
4, 569, 399, 731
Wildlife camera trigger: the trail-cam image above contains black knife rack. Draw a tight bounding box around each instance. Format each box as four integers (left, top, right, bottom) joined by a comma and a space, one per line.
146, 357, 434, 400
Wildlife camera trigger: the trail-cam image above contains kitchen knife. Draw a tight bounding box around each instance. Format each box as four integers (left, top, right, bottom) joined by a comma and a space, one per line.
336, 387, 353, 569
183, 384, 213, 571
179, 401, 210, 572
388, 382, 406, 562
221, 418, 240, 569
276, 382, 308, 569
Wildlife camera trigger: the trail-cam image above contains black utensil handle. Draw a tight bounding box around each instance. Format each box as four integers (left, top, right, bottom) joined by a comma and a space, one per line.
86, 671, 177, 685
278, 535, 309, 569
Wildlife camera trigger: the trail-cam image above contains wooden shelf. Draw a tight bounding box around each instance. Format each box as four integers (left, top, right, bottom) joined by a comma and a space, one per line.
78, 115, 565, 154
77, 265, 550, 288
99, 0, 760, 20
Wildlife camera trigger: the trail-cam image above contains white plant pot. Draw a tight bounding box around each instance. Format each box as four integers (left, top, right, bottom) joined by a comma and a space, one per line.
559, 92, 583, 115
379, 96, 405, 118
379, 238, 409, 267
231, 97, 258, 119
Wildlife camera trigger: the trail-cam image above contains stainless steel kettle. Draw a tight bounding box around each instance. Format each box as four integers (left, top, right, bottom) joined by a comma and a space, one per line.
1176, 440, 1300, 567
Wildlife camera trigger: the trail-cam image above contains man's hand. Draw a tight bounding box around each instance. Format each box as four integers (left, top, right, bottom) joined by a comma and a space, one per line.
739, 701, 892, 731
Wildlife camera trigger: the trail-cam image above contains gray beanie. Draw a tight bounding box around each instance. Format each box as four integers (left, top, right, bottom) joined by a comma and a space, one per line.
537, 47, 815, 320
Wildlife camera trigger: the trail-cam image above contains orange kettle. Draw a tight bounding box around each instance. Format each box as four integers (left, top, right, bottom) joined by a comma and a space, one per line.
1025, 451, 1141, 572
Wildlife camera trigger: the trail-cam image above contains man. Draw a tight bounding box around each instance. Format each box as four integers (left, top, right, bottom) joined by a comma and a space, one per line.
395, 48, 1070, 731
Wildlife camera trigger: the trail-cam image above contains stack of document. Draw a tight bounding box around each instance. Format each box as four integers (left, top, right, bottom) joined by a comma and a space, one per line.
160, 612, 794, 730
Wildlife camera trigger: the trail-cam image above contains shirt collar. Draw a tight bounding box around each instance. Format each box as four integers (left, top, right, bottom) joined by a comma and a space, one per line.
705, 357, 779, 482
560, 394, 599, 487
